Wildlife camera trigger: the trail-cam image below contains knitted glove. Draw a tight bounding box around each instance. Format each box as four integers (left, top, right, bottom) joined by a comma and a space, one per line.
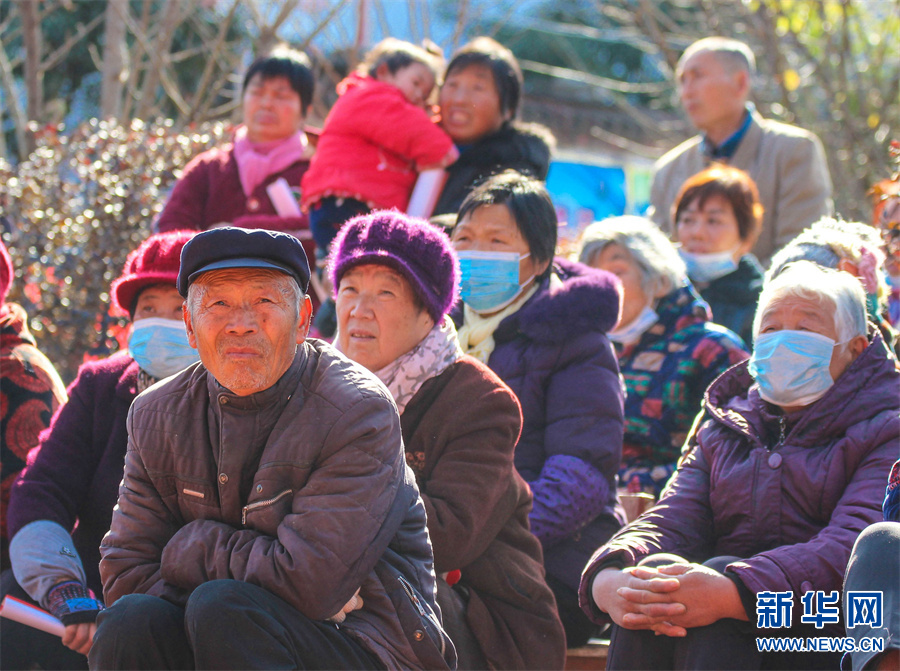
46, 581, 104, 626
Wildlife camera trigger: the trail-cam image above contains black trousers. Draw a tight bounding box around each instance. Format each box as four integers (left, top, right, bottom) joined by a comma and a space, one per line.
546, 573, 600, 648
0, 569, 89, 671
87, 580, 384, 670
435, 579, 488, 670
606, 555, 843, 671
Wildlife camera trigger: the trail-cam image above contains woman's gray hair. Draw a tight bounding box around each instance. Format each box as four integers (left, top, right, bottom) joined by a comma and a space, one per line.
753, 261, 867, 344
577, 215, 687, 296
766, 217, 884, 284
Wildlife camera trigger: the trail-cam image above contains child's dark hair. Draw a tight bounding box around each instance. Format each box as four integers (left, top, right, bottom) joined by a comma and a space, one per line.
243, 47, 315, 115
455, 170, 557, 279
444, 37, 522, 120
362, 38, 443, 80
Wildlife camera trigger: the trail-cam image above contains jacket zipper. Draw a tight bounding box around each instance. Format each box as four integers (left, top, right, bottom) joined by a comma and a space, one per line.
397, 575, 446, 657
241, 489, 292, 526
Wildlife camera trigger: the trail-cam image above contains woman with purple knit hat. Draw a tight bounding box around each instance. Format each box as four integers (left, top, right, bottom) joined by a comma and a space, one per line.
1, 231, 196, 670
330, 210, 566, 670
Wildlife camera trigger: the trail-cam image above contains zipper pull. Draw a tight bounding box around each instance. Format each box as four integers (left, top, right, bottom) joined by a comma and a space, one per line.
398, 575, 427, 616
241, 505, 248, 526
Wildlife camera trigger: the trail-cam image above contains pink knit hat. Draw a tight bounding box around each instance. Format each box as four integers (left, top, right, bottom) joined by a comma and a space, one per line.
111, 231, 195, 316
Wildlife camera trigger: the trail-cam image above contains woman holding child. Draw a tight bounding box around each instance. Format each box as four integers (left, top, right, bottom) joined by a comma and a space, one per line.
580, 262, 899, 671
433, 37, 555, 217
301, 38, 457, 254
331, 210, 566, 670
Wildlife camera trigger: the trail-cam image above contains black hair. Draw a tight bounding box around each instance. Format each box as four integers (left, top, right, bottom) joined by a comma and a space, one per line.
455, 170, 556, 279
362, 38, 442, 80
444, 37, 522, 120
242, 47, 315, 115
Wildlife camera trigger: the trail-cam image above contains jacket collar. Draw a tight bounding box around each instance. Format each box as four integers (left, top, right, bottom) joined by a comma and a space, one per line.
116, 357, 141, 399
701, 104, 755, 160
698, 254, 764, 302
208, 346, 307, 412
729, 106, 765, 168
0, 303, 34, 348
618, 285, 710, 356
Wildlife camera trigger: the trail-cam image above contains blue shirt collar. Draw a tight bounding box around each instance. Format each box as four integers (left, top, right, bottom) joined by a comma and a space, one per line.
702, 103, 755, 160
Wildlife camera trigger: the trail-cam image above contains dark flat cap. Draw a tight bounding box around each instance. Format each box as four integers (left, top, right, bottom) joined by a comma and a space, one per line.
177, 227, 310, 297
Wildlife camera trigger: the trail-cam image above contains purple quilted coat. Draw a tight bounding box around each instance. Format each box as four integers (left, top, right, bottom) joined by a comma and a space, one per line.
454, 258, 625, 592
579, 332, 900, 636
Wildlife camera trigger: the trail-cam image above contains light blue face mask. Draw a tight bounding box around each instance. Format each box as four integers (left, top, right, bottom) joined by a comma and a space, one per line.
457, 250, 532, 314
678, 247, 740, 283
749, 330, 841, 407
128, 317, 199, 380
607, 305, 659, 345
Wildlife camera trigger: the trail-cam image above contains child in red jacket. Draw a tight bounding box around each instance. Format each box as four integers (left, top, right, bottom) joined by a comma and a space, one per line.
301, 38, 458, 256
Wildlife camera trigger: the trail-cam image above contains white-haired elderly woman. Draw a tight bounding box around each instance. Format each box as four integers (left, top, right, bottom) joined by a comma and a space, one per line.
578, 261, 900, 671
577, 216, 748, 496
768, 216, 898, 355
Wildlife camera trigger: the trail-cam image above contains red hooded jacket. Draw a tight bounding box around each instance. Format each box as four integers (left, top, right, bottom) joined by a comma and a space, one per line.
301, 74, 455, 212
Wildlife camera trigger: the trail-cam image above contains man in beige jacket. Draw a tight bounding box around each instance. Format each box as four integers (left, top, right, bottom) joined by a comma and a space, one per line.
648, 37, 832, 265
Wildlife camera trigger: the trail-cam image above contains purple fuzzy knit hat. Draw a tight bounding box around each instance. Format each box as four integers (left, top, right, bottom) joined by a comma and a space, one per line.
330, 210, 460, 322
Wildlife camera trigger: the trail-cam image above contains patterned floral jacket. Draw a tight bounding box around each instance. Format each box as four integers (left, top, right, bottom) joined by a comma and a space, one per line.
616, 285, 748, 493
0, 303, 66, 567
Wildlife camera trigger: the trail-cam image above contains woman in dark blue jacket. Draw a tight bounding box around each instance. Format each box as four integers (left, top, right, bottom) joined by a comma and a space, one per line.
450, 170, 624, 646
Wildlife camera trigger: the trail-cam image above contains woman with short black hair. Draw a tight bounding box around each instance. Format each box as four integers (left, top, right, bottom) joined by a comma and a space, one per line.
451, 170, 624, 647
156, 47, 316, 270
433, 38, 555, 217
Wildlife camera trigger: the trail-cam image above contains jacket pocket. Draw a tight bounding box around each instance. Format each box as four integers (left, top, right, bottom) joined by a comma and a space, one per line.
375, 562, 456, 670
242, 488, 293, 532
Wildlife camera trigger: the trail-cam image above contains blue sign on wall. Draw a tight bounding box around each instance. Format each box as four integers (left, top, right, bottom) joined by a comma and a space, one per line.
545, 159, 653, 242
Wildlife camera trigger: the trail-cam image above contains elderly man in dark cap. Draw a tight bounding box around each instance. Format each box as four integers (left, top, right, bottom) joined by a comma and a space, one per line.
88, 227, 455, 671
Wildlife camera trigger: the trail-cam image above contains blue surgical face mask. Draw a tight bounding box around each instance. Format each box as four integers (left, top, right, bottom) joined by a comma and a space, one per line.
678, 247, 740, 283
457, 250, 532, 314
749, 330, 842, 407
128, 317, 199, 380
607, 304, 659, 345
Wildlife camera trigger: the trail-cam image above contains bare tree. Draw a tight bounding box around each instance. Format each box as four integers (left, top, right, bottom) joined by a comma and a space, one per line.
99, 0, 127, 119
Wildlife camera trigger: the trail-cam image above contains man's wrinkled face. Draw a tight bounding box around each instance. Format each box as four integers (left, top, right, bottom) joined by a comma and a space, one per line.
184, 268, 310, 396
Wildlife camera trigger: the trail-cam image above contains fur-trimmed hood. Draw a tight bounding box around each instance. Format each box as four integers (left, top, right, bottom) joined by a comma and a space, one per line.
497, 258, 620, 344
450, 122, 556, 178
